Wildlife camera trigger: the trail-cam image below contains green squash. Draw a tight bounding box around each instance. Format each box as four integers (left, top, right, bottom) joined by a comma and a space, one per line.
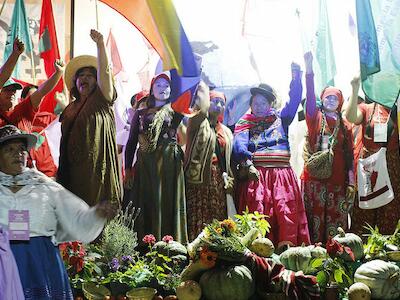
199, 265, 255, 300
307, 245, 327, 258
279, 245, 312, 273
333, 227, 364, 261
354, 260, 400, 300
154, 240, 188, 257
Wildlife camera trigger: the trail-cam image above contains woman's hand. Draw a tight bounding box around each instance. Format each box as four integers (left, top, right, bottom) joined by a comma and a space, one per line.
346, 185, 356, 202
247, 165, 260, 181
95, 201, 119, 219
13, 37, 25, 55
123, 168, 135, 189
90, 29, 104, 44
304, 51, 313, 74
54, 59, 65, 73
350, 75, 361, 93
291, 62, 302, 81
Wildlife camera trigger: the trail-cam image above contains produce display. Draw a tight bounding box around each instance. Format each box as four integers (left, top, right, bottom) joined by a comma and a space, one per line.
64, 211, 400, 300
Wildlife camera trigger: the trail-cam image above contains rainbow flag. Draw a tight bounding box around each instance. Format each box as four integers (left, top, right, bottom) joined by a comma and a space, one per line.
99, 0, 200, 115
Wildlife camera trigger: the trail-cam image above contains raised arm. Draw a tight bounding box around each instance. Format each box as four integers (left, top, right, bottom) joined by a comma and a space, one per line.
187, 81, 210, 131
344, 75, 364, 125
30, 60, 65, 109
90, 29, 114, 102
280, 62, 303, 124
0, 38, 24, 88
304, 51, 317, 119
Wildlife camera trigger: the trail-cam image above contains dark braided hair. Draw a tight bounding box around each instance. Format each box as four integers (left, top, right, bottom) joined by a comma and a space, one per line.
338, 112, 353, 181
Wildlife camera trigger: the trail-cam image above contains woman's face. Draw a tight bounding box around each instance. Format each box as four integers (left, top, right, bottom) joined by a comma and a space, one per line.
322, 94, 340, 112
0, 140, 28, 176
209, 97, 225, 118
152, 77, 171, 101
251, 94, 271, 118
76, 68, 97, 97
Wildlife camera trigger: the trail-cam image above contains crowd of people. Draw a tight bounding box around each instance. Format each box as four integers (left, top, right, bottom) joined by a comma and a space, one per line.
1, 29, 400, 299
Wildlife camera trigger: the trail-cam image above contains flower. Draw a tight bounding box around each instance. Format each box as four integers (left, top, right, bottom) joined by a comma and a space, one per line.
69, 255, 84, 273
200, 247, 218, 268
121, 255, 133, 263
326, 237, 355, 261
143, 234, 156, 245
109, 257, 120, 272
162, 235, 174, 243
221, 219, 237, 232
216, 227, 223, 234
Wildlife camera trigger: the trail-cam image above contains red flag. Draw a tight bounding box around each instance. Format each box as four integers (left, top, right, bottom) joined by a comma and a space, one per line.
38, 0, 63, 113
106, 29, 123, 76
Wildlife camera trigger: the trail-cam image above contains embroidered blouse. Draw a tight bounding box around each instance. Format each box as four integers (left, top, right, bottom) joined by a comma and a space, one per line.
233, 76, 303, 166
0, 168, 105, 244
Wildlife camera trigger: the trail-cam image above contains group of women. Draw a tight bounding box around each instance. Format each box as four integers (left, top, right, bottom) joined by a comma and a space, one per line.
122, 50, 400, 251
1, 27, 400, 299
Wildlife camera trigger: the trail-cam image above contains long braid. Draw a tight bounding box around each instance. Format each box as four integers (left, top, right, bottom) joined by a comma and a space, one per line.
338, 112, 353, 181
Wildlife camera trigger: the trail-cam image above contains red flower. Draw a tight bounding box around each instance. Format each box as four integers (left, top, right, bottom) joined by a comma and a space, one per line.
326, 237, 355, 261
69, 255, 84, 273
142, 234, 156, 245
162, 235, 174, 243
326, 237, 344, 257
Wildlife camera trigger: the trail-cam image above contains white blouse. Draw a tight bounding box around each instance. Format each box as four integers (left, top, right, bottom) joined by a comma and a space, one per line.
0, 168, 106, 244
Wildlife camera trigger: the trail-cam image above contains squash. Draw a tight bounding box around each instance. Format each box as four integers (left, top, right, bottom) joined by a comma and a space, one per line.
354, 260, 400, 299
279, 245, 312, 273
154, 240, 188, 257
176, 280, 202, 300
333, 227, 364, 261
199, 265, 255, 300
347, 282, 371, 300
180, 260, 212, 282
249, 237, 275, 257
307, 245, 327, 258
240, 228, 262, 248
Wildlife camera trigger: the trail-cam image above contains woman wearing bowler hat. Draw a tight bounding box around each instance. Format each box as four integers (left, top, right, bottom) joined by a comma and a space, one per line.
233, 63, 310, 250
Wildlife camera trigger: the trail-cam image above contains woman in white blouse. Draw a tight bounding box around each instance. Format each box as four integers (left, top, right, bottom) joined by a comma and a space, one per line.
0, 125, 116, 300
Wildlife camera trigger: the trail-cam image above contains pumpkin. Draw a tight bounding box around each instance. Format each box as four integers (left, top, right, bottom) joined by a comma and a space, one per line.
181, 260, 212, 282
199, 265, 255, 300
176, 280, 202, 300
347, 282, 371, 300
354, 260, 400, 300
307, 245, 327, 258
333, 227, 364, 261
279, 245, 312, 273
249, 237, 275, 257
154, 241, 188, 257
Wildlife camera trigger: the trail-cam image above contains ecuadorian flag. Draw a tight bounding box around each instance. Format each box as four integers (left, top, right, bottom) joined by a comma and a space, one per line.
100, 0, 200, 115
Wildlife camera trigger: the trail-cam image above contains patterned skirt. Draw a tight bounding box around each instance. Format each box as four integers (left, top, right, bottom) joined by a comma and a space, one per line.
186, 164, 227, 242
237, 166, 310, 248
302, 180, 353, 244
351, 149, 400, 236
10, 237, 73, 300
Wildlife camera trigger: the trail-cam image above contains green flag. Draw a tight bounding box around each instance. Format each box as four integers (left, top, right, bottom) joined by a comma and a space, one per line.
356, 0, 400, 108
3, 0, 33, 78
315, 0, 336, 95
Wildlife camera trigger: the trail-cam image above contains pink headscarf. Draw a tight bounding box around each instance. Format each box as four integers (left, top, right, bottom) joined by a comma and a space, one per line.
320, 86, 344, 111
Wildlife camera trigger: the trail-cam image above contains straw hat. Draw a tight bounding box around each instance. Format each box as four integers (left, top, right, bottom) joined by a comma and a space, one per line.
64, 55, 97, 91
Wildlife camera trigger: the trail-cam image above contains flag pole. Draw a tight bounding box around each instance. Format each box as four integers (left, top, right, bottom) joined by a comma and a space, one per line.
0, 0, 7, 18
95, 0, 99, 30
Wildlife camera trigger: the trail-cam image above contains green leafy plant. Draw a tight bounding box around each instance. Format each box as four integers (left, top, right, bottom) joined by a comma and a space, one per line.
234, 207, 270, 237
100, 204, 140, 261
363, 223, 389, 260
311, 237, 353, 297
